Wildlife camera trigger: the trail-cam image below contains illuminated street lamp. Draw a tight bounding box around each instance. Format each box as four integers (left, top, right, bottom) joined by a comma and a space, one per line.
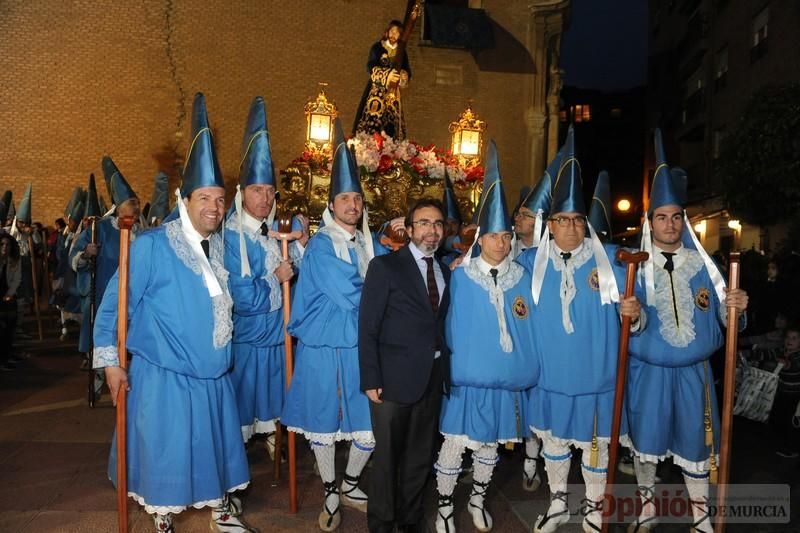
449, 101, 486, 162
304, 83, 338, 153
616, 198, 632, 212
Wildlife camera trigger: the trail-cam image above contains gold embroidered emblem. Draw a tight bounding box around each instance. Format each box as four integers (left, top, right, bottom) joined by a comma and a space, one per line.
588, 268, 600, 291
695, 287, 710, 311
512, 296, 529, 319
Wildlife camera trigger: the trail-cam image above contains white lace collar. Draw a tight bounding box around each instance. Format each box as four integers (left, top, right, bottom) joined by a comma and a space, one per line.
327, 220, 358, 242
653, 243, 686, 270
109, 216, 139, 239
239, 208, 264, 236
546, 238, 593, 334
653, 247, 704, 347
164, 219, 233, 349
550, 238, 592, 270
475, 255, 511, 277
464, 256, 521, 352
229, 210, 283, 312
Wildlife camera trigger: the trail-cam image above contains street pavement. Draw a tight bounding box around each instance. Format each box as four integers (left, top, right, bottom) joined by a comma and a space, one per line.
0, 316, 797, 532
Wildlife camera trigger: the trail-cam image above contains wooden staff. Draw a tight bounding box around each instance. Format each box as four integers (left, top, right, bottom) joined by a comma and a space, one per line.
40, 232, 53, 329
87, 219, 98, 407
115, 215, 135, 533
26, 234, 44, 341
270, 214, 303, 514
716, 252, 741, 533
602, 249, 649, 533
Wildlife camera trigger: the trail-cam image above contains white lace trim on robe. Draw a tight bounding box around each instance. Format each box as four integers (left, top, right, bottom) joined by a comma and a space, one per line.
441, 432, 522, 451
620, 434, 716, 474
165, 220, 233, 349
288, 427, 376, 447
128, 481, 250, 515
228, 212, 283, 312
464, 256, 522, 352
653, 247, 703, 348
93, 345, 119, 368
317, 222, 371, 280
549, 240, 592, 334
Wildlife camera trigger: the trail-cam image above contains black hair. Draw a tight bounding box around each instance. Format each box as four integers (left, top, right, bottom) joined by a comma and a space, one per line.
383, 19, 404, 39
0, 233, 20, 261
405, 198, 445, 228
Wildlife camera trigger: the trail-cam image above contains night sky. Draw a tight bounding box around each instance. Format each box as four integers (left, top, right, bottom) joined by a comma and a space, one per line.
560, 0, 648, 91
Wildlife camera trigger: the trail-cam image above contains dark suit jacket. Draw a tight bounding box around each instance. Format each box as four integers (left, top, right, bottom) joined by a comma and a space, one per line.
359, 244, 450, 404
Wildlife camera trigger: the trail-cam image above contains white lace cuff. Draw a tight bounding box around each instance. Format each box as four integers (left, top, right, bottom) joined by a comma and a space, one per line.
93, 345, 119, 368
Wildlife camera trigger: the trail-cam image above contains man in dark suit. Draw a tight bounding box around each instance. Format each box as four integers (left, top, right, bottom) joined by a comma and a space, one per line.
359, 198, 450, 533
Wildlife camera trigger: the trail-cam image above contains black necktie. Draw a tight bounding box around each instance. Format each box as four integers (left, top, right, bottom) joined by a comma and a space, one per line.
423, 257, 439, 314
489, 268, 499, 286
350, 235, 356, 243
661, 251, 675, 273
661, 252, 679, 327
260, 222, 270, 237
200, 239, 210, 259
560, 251, 572, 264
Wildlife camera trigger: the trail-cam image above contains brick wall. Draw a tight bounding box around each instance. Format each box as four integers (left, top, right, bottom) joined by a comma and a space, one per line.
1, 0, 548, 224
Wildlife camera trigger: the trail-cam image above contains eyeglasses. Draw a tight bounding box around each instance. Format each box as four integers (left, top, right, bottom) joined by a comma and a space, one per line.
549, 216, 587, 228
515, 212, 535, 220
412, 219, 445, 230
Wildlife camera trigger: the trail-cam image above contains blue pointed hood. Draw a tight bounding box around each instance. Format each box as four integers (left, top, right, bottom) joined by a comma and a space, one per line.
70, 196, 86, 222
329, 140, 362, 201
333, 117, 347, 148
149, 172, 169, 221
588, 170, 612, 239
442, 170, 462, 223
550, 126, 585, 215
181, 92, 225, 196
64, 187, 83, 219
474, 140, 512, 233
102, 156, 137, 206
67, 187, 86, 222
17, 183, 32, 224
239, 96, 275, 188
84, 173, 102, 218
7, 197, 15, 220
519, 142, 562, 215
648, 129, 686, 215
471, 137, 502, 225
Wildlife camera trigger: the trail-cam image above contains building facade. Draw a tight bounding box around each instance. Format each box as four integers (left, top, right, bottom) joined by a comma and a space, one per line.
1, 0, 570, 224
646, 0, 800, 252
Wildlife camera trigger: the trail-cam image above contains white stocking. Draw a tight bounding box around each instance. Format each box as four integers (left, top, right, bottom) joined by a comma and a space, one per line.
435, 437, 466, 497
683, 470, 712, 532
345, 439, 373, 479
311, 440, 336, 484
634, 456, 658, 521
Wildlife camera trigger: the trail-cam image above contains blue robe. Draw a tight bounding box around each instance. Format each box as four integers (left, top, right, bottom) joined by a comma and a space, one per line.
71, 218, 131, 352
223, 215, 304, 442
441, 258, 538, 447
281, 226, 387, 444
517, 240, 628, 445
93, 220, 249, 512
54, 231, 81, 314
625, 247, 725, 471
